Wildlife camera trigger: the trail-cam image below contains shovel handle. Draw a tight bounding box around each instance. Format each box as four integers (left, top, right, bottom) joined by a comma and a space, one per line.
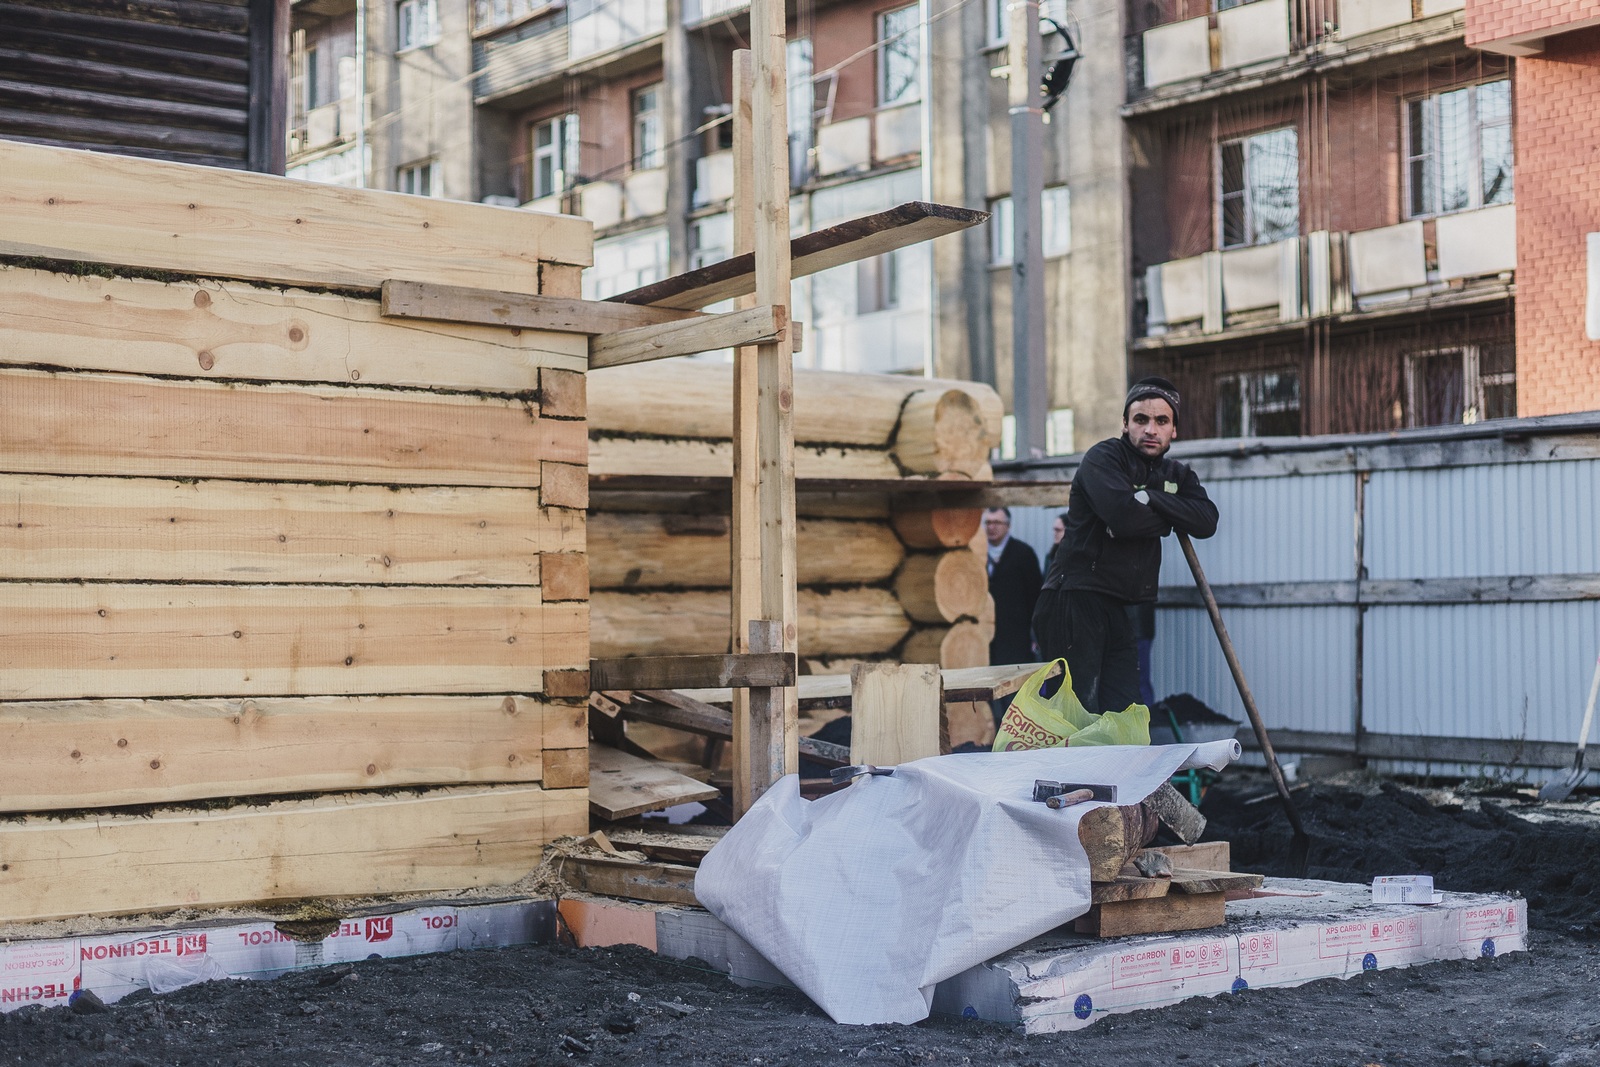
1574, 652, 1600, 763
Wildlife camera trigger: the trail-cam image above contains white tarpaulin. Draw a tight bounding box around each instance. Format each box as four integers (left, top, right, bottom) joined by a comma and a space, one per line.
694, 741, 1242, 1025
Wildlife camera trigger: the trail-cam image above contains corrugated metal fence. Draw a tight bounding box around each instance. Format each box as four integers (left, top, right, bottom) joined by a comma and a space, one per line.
1008, 413, 1600, 784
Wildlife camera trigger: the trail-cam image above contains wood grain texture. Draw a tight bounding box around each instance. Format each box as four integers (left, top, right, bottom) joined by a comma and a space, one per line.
553, 854, 699, 905
587, 512, 904, 590
0, 140, 592, 294
849, 662, 943, 765
890, 507, 984, 549
541, 462, 589, 508
0, 584, 587, 699
381, 279, 699, 335
587, 744, 719, 820
539, 368, 586, 419
0, 694, 575, 810
590, 587, 909, 659
0, 474, 578, 584
540, 747, 589, 790
894, 549, 989, 624
0, 368, 584, 487
0, 784, 589, 923
1073, 890, 1226, 938
0, 266, 587, 389
589, 436, 899, 482
540, 553, 589, 602
589, 305, 786, 369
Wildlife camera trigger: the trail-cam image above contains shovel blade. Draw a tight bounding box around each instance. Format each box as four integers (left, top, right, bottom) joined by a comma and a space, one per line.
1536, 764, 1585, 803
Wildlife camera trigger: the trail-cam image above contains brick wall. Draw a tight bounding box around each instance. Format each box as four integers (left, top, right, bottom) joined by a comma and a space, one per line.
1511, 26, 1600, 415
1467, 0, 1600, 49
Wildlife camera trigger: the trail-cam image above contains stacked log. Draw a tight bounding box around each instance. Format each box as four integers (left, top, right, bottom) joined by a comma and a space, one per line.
584, 360, 1006, 679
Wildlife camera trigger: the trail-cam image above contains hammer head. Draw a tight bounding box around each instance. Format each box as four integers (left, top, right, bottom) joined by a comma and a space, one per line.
1031, 780, 1118, 803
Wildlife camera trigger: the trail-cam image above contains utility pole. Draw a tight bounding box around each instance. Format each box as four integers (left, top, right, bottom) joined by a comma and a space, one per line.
1008, 0, 1047, 460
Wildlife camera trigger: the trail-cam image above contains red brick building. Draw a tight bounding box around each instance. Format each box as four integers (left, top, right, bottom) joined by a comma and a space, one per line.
1467, 0, 1600, 416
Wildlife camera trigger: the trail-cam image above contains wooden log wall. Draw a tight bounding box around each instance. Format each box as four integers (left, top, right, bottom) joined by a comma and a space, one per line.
0, 140, 594, 924
586, 361, 1003, 675
0, 0, 284, 172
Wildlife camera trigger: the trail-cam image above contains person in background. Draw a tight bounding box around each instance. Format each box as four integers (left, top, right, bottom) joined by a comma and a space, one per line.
1033, 377, 1217, 714
983, 506, 1043, 726
1041, 512, 1067, 573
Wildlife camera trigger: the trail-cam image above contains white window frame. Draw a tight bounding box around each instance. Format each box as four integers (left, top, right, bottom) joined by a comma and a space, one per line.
473, 0, 559, 35
1404, 345, 1515, 427
397, 0, 440, 50
531, 112, 578, 200
397, 159, 440, 197
1404, 79, 1514, 220
1216, 368, 1301, 437
1217, 126, 1300, 250
989, 186, 1071, 265
877, 4, 922, 108
984, 0, 1067, 48
632, 83, 662, 170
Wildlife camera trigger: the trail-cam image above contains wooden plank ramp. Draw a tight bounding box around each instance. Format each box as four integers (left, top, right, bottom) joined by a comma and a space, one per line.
588, 744, 720, 821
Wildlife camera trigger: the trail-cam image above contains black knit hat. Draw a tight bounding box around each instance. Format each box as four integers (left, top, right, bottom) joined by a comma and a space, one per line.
1123, 376, 1180, 422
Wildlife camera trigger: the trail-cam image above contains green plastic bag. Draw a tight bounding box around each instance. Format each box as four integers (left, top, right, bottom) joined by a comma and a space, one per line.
991, 659, 1151, 751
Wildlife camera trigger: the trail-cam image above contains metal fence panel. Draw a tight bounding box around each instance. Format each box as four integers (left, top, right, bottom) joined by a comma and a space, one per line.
1363, 602, 1600, 745
1152, 605, 1358, 735
1158, 472, 1356, 586
1365, 458, 1600, 580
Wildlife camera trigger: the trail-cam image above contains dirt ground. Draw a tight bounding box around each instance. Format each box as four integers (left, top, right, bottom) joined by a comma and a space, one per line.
3, 771, 1599, 1067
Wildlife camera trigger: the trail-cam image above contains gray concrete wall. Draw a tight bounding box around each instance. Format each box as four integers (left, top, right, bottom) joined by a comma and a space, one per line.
368, 0, 480, 200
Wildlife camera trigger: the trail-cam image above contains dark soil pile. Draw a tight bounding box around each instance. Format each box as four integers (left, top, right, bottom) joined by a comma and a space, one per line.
1201, 775, 1600, 938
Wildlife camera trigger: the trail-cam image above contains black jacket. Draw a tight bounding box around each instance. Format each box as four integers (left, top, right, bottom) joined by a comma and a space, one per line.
1042, 435, 1218, 603
988, 536, 1042, 665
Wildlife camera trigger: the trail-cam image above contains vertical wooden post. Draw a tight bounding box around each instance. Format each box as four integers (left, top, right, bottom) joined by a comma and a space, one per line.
729, 0, 799, 817
730, 50, 764, 816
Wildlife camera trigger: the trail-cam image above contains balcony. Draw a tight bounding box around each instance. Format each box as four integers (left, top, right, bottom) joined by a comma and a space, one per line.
1339, 0, 1463, 42
813, 104, 922, 179
1140, 0, 1291, 91
568, 0, 664, 62
474, 17, 569, 102
1141, 206, 1515, 341
575, 168, 667, 230
684, 0, 747, 25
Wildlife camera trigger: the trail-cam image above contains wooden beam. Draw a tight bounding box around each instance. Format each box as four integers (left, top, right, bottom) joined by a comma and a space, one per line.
612, 202, 990, 311
849, 663, 943, 766
381, 279, 700, 335
0, 694, 567, 811
620, 692, 851, 766
589, 304, 788, 369
0, 784, 588, 924
553, 853, 700, 906
0, 140, 592, 294
589, 652, 796, 691
1073, 890, 1226, 938
588, 743, 720, 821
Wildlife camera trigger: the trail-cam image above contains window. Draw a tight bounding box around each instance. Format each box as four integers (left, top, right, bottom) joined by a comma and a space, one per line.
531, 113, 578, 200
1405, 344, 1515, 427
989, 186, 1071, 264
397, 0, 439, 49
397, 159, 440, 197
473, 0, 555, 34
878, 4, 921, 107
1216, 369, 1301, 437
984, 0, 1067, 47
788, 37, 815, 187
858, 252, 900, 313
1406, 80, 1513, 218
1219, 127, 1299, 248
632, 84, 661, 170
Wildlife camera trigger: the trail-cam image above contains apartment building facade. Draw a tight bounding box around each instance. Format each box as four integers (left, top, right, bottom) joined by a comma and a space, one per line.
284, 0, 1135, 456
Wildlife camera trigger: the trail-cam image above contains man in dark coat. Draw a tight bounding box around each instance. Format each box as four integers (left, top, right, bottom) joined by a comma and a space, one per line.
1033, 377, 1217, 714
983, 507, 1041, 667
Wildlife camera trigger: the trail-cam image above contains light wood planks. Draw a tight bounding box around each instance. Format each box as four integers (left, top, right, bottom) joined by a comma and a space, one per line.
0, 266, 587, 390
381, 279, 699, 335
0, 474, 580, 584
1074, 890, 1227, 939
0, 140, 592, 295
0, 695, 586, 811
611, 202, 988, 311
0, 368, 585, 487
849, 663, 943, 766
589, 436, 900, 482
0, 784, 590, 924
0, 584, 586, 699
589, 304, 788, 369
588, 744, 720, 821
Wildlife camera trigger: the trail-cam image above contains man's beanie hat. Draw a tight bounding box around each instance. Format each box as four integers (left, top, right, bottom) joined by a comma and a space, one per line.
1124, 376, 1180, 421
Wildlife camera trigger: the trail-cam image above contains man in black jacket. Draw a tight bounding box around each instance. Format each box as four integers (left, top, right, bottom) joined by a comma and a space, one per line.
983, 507, 1042, 667
1033, 377, 1217, 713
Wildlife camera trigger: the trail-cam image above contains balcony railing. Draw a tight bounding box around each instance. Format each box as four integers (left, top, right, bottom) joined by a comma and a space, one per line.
1142, 205, 1515, 337
474, 16, 569, 100
568, 0, 664, 62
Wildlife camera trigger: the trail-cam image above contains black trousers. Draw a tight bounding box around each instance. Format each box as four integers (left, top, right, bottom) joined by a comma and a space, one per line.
1031, 587, 1143, 714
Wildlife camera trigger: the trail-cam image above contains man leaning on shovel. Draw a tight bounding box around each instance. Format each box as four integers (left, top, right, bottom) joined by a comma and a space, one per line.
1034, 376, 1218, 714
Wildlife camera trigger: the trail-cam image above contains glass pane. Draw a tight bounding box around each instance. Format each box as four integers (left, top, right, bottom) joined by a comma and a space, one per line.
879, 5, 922, 106
1477, 79, 1511, 125
990, 196, 1014, 264
1247, 127, 1299, 244
1436, 88, 1471, 213
1482, 379, 1516, 421
535, 122, 554, 149
1216, 377, 1243, 437
1480, 123, 1513, 205
1412, 353, 1465, 426
1253, 370, 1299, 407
535, 157, 555, 199
1407, 99, 1431, 216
